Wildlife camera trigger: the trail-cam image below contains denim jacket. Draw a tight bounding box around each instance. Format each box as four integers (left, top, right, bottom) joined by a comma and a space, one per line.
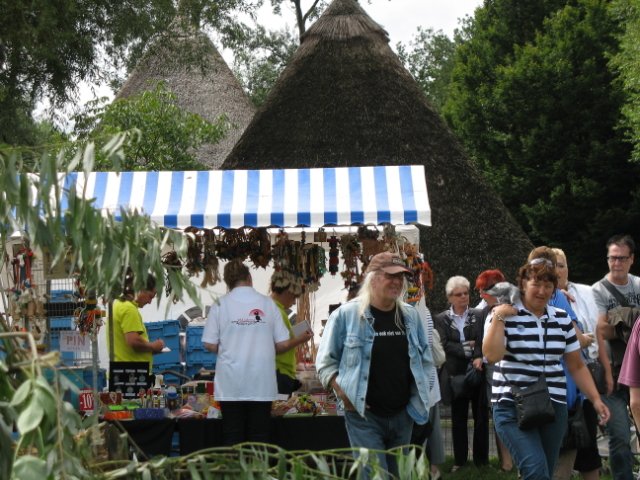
316, 300, 435, 424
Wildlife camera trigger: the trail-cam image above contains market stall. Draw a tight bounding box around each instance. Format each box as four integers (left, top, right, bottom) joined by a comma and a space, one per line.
3, 164, 432, 457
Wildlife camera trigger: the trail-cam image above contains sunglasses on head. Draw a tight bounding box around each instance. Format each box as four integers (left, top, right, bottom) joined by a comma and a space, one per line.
529, 258, 554, 267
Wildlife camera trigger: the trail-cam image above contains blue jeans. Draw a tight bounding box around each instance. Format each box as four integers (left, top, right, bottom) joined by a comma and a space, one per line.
493, 401, 568, 480
602, 389, 634, 480
344, 408, 413, 478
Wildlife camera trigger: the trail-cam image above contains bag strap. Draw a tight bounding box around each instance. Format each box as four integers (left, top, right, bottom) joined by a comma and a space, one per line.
501, 311, 549, 386
601, 279, 630, 307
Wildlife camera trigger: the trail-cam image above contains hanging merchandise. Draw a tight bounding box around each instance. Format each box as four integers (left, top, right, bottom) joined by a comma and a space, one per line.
161, 250, 182, 299
328, 235, 340, 276
248, 227, 272, 269
200, 228, 220, 287
215, 228, 251, 261
404, 242, 435, 305
183, 226, 205, 277
357, 225, 385, 267
271, 230, 304, 295
339, 234, 361, 289
75, 292, 104, 335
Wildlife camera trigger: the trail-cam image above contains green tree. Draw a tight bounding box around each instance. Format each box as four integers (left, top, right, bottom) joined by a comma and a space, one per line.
396, 27, 458, 111
610, 0, 640, 162
73, 82, 229, 171
444, 0, 640, 282
0, 0, 259, 145
231, 25, 298, 106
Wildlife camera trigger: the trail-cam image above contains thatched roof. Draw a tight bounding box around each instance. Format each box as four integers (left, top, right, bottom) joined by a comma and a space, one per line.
116, 19, 254, 169
222, 0, 533, 311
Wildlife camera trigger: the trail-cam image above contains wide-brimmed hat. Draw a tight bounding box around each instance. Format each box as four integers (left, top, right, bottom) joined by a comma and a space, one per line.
366, 252, 411, 275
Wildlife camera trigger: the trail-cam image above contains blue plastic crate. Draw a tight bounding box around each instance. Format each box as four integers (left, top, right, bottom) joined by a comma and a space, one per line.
145, 320, 180, 338
147, 322, 180, 364
43, 367, 106, 409
152, 363, 185, 386
49, 315, 75, 330
49, 330, 77, 364
185, 349, 216, 366
185, 326, 206, 350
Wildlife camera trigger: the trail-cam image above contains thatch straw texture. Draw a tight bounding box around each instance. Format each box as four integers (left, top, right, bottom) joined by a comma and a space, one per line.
223, 0, 532, 311
117, 19, 254, 169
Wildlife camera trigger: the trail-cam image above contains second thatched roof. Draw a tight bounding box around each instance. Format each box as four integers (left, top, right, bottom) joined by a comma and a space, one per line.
117, 19, 255, 169
223, 0, 533, 311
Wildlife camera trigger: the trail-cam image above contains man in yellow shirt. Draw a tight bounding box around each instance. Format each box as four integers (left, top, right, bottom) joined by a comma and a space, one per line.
271, 276, 313, 395
111, 275, 164, 370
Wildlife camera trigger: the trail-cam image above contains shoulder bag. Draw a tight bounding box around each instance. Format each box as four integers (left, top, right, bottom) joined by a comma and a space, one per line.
503, 319, 556, 430
561, 400, 591, 450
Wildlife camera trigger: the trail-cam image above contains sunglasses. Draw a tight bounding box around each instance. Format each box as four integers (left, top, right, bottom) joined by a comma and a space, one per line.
529, 258, 554, 267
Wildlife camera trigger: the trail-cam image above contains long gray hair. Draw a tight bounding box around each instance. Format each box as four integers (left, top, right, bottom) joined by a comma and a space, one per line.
356, 270, 408, 317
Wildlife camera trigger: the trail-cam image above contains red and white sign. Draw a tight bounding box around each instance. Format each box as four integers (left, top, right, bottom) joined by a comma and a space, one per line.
59, 331, 90, 352
79, 389, 94, 412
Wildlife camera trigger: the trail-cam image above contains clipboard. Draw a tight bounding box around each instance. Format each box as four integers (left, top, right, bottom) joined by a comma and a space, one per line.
292, 320, 311, 337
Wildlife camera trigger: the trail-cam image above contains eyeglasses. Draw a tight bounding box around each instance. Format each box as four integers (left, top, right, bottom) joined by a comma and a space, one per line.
607, 256, 630, 263
450, 291, 469, 297
529, 258, 554, 267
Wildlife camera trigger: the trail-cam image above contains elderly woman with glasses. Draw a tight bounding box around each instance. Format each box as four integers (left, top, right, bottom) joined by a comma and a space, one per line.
435, 276, 489, 471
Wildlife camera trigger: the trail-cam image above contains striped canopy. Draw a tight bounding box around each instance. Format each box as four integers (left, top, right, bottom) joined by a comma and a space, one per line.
61, 165, 431, 229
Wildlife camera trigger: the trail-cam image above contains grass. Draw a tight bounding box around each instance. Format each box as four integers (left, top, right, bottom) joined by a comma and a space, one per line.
437, 457, 614, 480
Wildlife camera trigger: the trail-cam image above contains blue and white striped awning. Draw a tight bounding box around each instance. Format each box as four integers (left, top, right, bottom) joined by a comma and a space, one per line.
60, 165, 430, 229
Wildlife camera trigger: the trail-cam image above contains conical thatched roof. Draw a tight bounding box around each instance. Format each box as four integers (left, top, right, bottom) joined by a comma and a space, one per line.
117, 19, 254, 169
223, 0, 533, 311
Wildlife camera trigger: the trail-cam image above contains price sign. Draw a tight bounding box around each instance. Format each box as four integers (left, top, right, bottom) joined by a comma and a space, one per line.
79, 389, 94, 412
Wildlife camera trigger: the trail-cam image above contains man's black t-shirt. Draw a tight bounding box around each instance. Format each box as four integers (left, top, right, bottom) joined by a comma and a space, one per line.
365, 305, 412, 417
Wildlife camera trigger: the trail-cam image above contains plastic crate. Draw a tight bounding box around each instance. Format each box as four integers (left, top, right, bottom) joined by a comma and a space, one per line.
49, 315, 76, 330
45, 301, 82, 317
152, 363, 186, 386
43, 367, 106, 409
185, 349, 216, 366
146, 321, 180, 364
186, 326, 206, 350
145, 320, 180, 338
49, 330, 76, 364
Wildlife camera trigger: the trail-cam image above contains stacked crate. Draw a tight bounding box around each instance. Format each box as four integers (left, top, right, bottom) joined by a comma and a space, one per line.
46, 289, 81, 364
185, 325, 216, 378
146, 320, 183, 384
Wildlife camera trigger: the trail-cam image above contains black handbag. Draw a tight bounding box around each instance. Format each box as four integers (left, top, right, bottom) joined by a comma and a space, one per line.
503, 318, 555, 430
511, 374, 556, 430
465, 362, 483, 389
561, 401, 591, 450
586, 360, 607, 394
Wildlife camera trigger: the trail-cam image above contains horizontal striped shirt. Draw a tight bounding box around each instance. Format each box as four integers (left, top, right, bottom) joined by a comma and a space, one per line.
490, 302, 579, 404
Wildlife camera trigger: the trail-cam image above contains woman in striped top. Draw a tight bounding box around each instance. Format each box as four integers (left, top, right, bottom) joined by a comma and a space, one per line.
483, 261, 610, 480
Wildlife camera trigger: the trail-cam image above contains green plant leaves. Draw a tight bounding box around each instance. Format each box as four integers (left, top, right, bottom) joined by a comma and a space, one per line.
11, 455, 47, 479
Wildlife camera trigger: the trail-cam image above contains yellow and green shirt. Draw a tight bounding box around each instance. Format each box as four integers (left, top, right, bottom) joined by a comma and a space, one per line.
109, 299, 152, 368
274, 300, 296, 379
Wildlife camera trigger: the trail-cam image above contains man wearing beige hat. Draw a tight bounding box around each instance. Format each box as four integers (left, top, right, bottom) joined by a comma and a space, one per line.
316, 251, 435, 478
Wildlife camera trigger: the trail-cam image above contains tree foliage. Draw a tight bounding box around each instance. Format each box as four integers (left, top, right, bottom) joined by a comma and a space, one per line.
444, 0, 640, 282
231, 25, 298, 106
0, 0, 259, 146
73, 82, 228, 170
610, 0, 640, 162
396, 27, 458, 112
